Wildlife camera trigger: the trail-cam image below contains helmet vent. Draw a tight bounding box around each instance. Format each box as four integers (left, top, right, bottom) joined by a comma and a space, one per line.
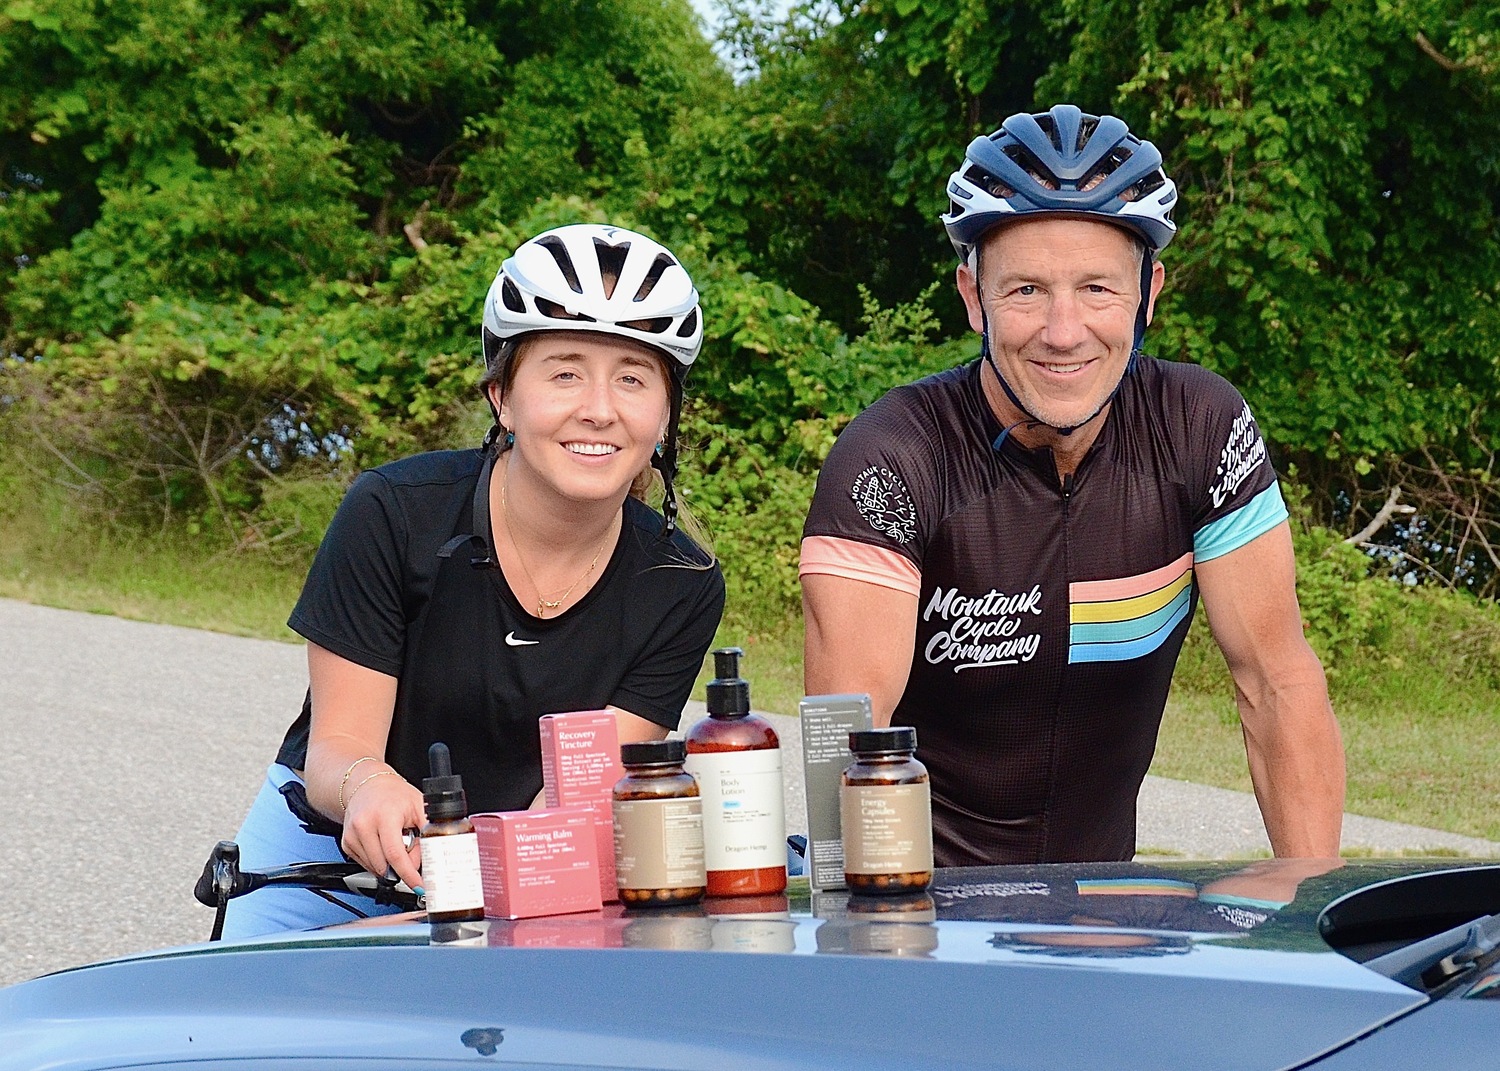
1036, 112, 1061, 152
620, 317, 673, 334
535, 296, 596, 323
535, 235, 583, 294
500, 276, 525, 313
1002, 144, 1060, 190
593, 239, 632, 299
964, 164, 1014, 199
635, 253, 676, 301
675, 308, 698, 338
1076, 116, 1099, 151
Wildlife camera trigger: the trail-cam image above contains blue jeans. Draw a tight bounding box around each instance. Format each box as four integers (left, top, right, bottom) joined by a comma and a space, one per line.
220, 764, 406, 939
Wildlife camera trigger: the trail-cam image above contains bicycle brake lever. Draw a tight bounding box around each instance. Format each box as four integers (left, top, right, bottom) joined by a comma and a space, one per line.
194, 841, 244, 908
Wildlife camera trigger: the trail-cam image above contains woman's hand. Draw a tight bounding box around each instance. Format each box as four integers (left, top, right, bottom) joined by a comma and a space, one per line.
339, 765, 427, 892
302, 643, 425, 885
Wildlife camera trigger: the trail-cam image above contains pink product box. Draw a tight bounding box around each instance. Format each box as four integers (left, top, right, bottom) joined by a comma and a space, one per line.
539, 710, 625, 903
472, 808, 603, 921
540, 710, 624, 805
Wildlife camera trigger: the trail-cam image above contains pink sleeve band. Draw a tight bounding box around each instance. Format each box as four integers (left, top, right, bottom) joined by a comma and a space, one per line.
799, 536, 922, 597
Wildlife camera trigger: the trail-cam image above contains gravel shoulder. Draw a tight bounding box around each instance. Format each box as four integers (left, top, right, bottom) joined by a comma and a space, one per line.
3, 597, 1496, 987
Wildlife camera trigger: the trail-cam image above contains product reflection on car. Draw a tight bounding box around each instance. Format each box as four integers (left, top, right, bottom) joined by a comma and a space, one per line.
2, 859, 1498, 1071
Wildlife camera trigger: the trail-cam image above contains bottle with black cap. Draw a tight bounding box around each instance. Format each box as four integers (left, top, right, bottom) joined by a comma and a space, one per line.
420, 742, 485, 923
612, 738, 706, 907
840, 727, 933, 895
683, 647, 786, 897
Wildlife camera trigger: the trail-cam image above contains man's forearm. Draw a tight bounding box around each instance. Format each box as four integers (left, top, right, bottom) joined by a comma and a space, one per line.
1239, 670, 1346, 857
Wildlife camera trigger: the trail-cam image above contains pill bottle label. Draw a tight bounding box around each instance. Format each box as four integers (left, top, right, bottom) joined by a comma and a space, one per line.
840, 783, 933, 875
421, 831, 485, 914
683, 749, 786, 871
613, 797, 706, 890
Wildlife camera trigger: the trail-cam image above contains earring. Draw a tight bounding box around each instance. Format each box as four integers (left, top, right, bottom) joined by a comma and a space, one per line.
654, 441, 664, 457
504, 429, 515, 447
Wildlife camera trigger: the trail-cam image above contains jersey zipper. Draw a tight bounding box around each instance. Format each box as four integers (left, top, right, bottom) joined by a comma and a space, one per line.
1039, 468, 1075, 861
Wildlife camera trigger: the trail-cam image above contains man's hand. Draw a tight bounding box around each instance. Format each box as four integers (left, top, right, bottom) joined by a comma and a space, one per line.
1197, 522, 1346, 857
802, 574, 919, 725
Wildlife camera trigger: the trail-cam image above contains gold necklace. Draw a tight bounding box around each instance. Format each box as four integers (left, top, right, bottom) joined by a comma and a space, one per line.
500, 473, 611, 618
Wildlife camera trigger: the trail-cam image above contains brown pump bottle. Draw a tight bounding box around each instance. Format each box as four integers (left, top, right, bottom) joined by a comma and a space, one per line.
683, 647, 787, 897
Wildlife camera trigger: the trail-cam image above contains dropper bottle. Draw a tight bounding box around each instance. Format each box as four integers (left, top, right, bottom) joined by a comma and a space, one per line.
683, 647, 787, 897
420, 742, 485, 923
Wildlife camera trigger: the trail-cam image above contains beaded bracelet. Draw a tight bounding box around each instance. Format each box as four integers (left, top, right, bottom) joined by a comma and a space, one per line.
338, 756, 382, 813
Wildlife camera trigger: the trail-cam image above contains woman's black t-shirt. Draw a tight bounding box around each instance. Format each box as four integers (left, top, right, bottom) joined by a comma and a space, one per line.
275, 449, 726, 813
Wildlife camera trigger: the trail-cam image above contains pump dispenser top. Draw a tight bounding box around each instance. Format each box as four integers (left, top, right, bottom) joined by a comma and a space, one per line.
707, 646, 751, 717
423, 742, 467, 821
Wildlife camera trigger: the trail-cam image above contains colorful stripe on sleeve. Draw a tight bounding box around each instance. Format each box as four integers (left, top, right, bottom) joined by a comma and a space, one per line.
1193, 482, 1289, 563
1076, 878, 1198, 897
1068, 552, 1194, 664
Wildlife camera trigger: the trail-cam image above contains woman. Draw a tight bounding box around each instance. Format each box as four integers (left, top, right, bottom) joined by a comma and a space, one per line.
225, 224, 726, 937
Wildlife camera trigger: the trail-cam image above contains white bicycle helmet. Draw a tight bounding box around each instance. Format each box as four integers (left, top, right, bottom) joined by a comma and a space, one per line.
481, 223, 703, 373
941, 104, 1178, 264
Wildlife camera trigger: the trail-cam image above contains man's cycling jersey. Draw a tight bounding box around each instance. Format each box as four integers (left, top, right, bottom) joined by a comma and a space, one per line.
801, 356, 1286, 865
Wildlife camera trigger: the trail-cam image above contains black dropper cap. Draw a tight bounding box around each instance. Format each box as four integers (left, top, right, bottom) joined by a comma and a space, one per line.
423, 742, 467, 821
706, 646, 750, 717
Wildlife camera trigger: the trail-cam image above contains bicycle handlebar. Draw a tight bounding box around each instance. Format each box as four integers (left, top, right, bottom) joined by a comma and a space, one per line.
195, 840, 422, 940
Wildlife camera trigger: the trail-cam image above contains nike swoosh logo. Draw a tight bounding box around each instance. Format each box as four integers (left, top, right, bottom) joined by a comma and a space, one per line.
505, 632, 539, 647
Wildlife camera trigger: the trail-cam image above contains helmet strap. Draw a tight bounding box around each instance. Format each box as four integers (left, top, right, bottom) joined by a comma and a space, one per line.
649, 371, 687, 539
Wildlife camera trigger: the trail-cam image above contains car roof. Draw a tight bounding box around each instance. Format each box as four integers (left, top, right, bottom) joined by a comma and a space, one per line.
4, 860, 1497, 1071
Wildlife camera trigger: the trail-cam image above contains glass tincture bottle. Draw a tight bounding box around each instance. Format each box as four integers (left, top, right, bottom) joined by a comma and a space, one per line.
420, 742, 485, 923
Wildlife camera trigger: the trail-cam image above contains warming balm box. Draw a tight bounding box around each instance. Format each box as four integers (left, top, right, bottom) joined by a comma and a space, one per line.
539, 710, 625, 903
472, 808, 603, 920
799, 694, 874, 892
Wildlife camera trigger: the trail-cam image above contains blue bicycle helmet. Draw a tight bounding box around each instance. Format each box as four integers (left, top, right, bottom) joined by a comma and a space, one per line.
942, 104, 1178, 263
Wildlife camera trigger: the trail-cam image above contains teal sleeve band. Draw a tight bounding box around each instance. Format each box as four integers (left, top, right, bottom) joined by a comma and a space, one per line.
1194, 482, 1289, 563
1200, 892, 1290, 911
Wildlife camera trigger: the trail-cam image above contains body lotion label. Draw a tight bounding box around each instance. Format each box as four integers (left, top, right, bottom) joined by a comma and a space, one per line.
684, 749, 785, 871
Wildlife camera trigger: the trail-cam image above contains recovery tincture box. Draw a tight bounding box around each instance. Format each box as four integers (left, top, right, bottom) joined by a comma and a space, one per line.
539, 709, 625, 903
799, 693, 874, 892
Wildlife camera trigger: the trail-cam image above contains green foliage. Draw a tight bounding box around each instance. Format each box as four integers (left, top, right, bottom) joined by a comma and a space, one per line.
1039, 0, 1500, 468
3, 0, 1500, 634
681, 272, 967, 627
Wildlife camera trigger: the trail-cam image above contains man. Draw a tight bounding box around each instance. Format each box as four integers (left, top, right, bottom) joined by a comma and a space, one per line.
800, 105, 1344, 865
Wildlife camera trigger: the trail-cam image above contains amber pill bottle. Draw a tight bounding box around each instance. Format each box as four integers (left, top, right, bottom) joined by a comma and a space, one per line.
840, 727, 933, 895
612, 739, 707, 908
683, 647, 787, 897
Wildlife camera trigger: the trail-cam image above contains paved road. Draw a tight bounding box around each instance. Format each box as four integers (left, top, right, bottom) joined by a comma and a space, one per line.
2, 597, 1497, 988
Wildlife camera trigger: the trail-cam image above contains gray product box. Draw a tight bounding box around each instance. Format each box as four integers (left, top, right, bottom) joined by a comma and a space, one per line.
799, 693, 873, 893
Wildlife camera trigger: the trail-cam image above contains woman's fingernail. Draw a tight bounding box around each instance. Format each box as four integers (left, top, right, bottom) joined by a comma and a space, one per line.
414, 886, 426, 897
